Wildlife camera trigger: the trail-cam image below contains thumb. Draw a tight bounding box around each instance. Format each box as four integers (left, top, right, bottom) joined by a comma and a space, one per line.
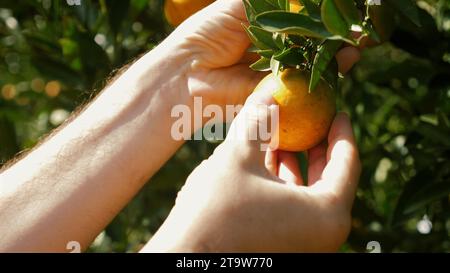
224, 89, 279, 162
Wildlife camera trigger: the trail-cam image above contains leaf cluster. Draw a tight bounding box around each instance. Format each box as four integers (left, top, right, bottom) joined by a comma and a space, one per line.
244, 0, 421, 92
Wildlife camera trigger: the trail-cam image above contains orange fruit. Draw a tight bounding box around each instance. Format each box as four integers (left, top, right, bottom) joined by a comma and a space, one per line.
164, 0, 215, 26
289, 0, 303, 13
254, 68, 336, 152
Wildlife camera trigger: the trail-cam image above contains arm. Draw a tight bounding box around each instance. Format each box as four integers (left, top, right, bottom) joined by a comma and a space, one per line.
0, 0, 270, 252
0, 0, 360, 252
0, 40, 194, 252
0, 0, 269, 252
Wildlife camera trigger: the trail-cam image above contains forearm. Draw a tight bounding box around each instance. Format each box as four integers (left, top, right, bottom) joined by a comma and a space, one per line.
0, 39, 193, 252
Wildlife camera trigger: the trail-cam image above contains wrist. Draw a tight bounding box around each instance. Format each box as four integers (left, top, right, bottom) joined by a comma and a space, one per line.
115, 39, 194, 106
142, 227, 210, 253
128, 38, 219, 133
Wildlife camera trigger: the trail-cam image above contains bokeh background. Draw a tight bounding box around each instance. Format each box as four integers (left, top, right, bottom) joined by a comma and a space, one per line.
0, 0, 449, 252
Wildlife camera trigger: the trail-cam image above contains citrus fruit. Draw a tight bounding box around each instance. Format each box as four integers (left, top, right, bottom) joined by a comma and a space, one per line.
164, 0, 215, 26
289, 0, 303, 13
254, 68, 336, 152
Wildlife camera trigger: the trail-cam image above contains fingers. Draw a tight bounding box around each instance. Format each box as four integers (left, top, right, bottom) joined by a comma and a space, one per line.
216, 0, 247, 21
319, 113, 361, 208
265, 149, 278, 176
277, 151, 303, 186
336, 47, 361, 74
224, 88, 279, 164
265, 149, 304, 187
191, 0, 247, 22
218, 64, 268, 106
307, 142, 327, 186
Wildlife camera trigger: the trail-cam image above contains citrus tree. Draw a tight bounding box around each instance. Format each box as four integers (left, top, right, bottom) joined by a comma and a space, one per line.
0, 0, 449, 252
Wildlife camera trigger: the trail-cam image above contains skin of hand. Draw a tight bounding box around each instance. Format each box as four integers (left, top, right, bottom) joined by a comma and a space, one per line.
0, 0, 360, 252
142, 89, 361, 253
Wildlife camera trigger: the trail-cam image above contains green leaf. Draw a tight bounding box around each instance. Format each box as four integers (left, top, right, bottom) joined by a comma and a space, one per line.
403, 182, 450, 214
0, 116, 19, 163
243, 0, 257, 24
437, 109, 450, 129
309, 40, 342, 92
256, 11, 332, 38
247, 45, 260, 53
368, 4, 395, 43
386, 0, 421, 27
131, 0, 148, 12
334, 0, 360, 26
73, 0, 98, 31
250, 57, 271, 71
59, 38, 78, 57
288, 35, 308, 46
415, 122, 450, 147
247, 0, 278, 13
76, 32, 110, 81
264, 0, 281, 9
321, 58, 339, 91
299, 0, 321, 21
24, 32, 61, 54
105, 0, 130, 34
271, 56, 281, 76
273, 47, 305, 66
364, 22, 381, 43
30, 55, 82, 87
393, 169, 450, 225
257, 49, 275, 58
244, 25, 279, 50
321, 0, 350, 38
273, 32, 285, 49
278, 0, 289, 11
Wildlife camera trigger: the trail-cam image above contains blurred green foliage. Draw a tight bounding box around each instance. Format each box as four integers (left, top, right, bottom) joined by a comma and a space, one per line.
0, 0, 449, 252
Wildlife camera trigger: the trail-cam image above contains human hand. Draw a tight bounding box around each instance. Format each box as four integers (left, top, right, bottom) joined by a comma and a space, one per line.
142, 91, 361, 252
169, 0, 360, 111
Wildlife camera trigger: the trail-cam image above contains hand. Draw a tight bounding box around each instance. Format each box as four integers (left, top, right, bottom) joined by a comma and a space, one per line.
170, 0, 360, 109
142, 91, 361, 252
